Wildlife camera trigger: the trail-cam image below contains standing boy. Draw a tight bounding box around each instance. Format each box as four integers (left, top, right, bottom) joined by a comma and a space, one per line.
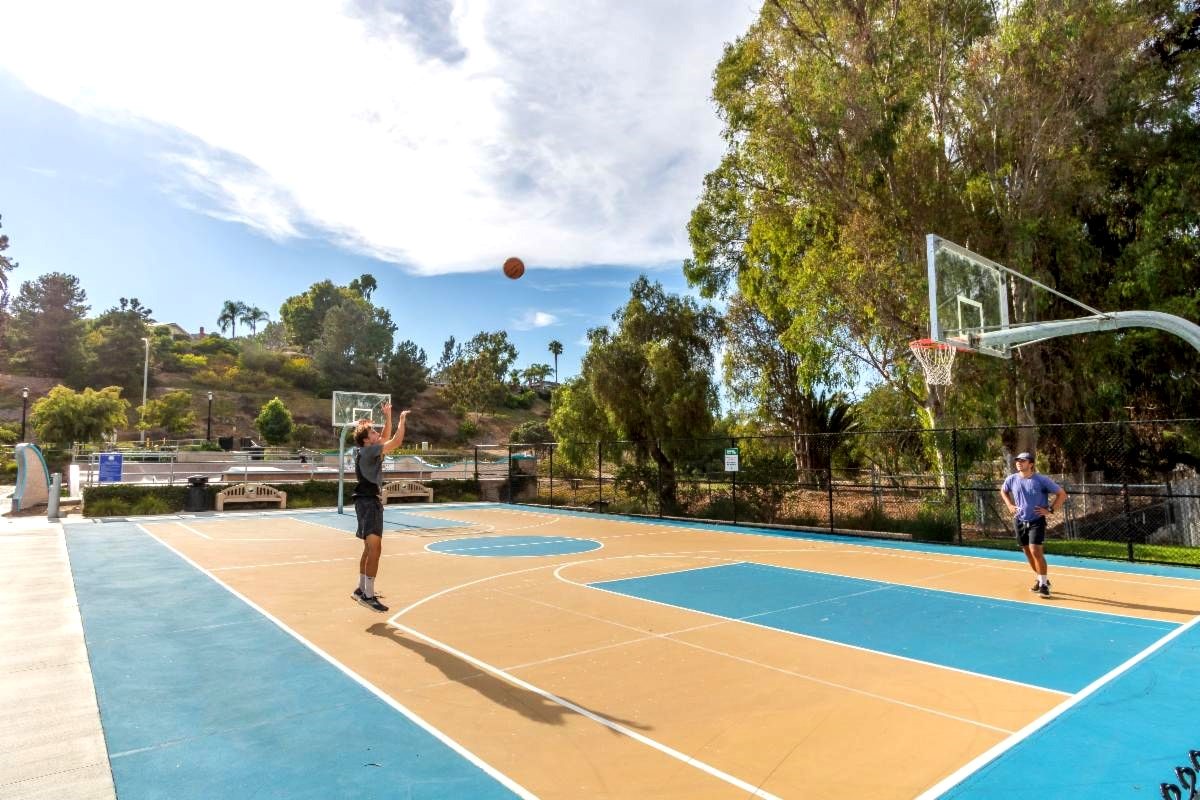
1000, 451, 1068, 597
351, 402, 409, 612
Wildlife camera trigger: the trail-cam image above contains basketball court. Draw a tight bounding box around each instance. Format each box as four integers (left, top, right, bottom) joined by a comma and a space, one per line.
54, 503, 1200, 798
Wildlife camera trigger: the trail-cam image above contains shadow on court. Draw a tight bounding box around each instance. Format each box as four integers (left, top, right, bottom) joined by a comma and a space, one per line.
367, 623, 653, 734
1048, 592, 1200, 617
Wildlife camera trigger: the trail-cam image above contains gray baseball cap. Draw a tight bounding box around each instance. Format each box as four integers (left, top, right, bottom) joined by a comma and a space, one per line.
1014, 452, 1034, 461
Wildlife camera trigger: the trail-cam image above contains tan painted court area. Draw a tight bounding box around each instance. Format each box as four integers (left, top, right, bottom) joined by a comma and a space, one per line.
131, 506, 1200, 799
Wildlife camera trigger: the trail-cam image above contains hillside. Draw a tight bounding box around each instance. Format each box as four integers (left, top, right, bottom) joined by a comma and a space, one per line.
0, 371, 552, 450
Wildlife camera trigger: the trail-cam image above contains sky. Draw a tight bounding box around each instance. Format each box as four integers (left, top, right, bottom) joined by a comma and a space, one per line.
0, 0, 758, 385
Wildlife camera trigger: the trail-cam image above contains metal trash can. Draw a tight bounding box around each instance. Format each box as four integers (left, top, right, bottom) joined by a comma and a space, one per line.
185, 475, 210, 512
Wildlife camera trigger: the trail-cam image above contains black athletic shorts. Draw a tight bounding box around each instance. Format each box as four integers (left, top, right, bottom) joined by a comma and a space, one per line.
354, 496, 384, 539
1015, 517, 1047, 547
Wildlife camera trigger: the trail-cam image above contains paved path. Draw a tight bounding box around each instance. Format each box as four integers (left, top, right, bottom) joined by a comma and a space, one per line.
0, 496, 114, 800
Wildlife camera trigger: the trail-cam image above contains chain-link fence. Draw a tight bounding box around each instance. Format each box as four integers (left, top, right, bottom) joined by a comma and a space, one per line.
512, 419, 1200, 567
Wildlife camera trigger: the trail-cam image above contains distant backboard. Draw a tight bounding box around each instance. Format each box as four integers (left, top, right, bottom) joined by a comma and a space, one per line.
331, 391, 390, 427
927, 234, 1012, 358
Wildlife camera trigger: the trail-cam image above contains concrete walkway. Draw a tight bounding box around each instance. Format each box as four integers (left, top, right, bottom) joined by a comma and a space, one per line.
0, 496, 115, 800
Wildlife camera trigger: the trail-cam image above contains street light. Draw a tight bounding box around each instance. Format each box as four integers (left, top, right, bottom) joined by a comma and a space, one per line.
206, 391, 214, 442
20, 387, 29, 442
139, 337, 150, 444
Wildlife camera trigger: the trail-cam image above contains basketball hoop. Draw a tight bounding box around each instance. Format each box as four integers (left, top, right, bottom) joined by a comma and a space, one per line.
909, 338, 960, 386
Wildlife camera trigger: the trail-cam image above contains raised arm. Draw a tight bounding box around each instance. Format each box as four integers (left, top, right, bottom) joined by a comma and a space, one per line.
379, 402, 393, 443
382, 410, 409, 455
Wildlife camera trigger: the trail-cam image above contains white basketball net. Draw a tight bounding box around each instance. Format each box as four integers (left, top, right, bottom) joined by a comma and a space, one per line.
909, 339, 958, 386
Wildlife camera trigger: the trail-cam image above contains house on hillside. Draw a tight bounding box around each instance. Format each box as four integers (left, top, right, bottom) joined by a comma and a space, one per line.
153, 322, 192, 340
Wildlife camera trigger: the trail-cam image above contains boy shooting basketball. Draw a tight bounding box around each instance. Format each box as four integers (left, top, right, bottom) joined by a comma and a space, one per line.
351, 402, 409, 612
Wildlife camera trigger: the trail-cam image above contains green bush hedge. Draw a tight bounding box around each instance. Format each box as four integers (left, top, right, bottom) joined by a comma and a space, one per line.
83, 478, 482, 517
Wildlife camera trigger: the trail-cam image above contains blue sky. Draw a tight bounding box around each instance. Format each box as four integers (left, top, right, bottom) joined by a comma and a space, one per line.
0, 1, 757, 382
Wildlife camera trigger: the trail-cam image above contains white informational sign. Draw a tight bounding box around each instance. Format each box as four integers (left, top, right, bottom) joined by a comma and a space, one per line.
724, 447, 739, 472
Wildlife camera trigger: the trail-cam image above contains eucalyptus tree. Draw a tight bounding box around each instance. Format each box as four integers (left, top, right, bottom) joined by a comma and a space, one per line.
686, 0, 1186, 437
549, 277, 721, 512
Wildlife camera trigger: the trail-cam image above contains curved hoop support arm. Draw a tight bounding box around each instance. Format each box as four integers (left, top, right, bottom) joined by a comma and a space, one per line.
971, 311, 1200, 354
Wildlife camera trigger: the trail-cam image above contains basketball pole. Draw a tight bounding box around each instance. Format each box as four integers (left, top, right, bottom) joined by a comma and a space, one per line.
971, 310, 1200, 355
337, 424, 352, 514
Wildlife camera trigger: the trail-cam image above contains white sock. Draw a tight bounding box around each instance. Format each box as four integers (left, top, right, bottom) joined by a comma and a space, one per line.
364, 576, 375, 598
1039, 575, 1048, 585
358, 574, 367, 593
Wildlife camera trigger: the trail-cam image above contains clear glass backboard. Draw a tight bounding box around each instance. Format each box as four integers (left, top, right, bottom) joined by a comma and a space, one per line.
331, 391, 391, 427
927, 234, 1012, 358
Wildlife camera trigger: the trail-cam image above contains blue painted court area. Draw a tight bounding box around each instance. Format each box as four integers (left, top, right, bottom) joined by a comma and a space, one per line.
592, 562, 1177, 693
428, 535, 602, 557
64, 522, 521, 799
940, 618, 1200, 798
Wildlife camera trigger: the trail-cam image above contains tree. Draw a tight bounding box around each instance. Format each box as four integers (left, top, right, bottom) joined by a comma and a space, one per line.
547, 339, 563, 383
30, 385, 130, 444
83, 298, 153, 399
439, 331, 518, 414
217, 300, 247, 338
311, 300, 397, 390
522, 363, 553, 386
549, 277, 721, 511
139, 390, 197, 436
255, 396, 294, 445
278, 280, 349, 349
385, 340, 428, 408
509, 419, 553, 444
348, 273, 378, 301
0, 214, 16, 294
7, 272, 89, 378
685, 0, 1187, 438
239, 306, 270, 336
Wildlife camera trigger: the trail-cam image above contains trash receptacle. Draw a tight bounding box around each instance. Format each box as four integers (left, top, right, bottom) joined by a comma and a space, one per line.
186, 475, 210, 512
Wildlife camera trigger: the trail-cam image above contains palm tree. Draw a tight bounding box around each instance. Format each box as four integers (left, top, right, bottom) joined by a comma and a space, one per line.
240, 305, 269, 336
217, 300, 247, 338
548, 339, 563, 384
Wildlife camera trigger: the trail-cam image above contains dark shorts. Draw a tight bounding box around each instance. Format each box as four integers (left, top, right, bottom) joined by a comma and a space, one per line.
1015, 517, 1047, 547
354, 496, 384, 539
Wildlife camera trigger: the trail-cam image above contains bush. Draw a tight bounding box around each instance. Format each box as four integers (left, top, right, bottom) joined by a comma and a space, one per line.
178, 353, 208, 370
456, 420, 479, 442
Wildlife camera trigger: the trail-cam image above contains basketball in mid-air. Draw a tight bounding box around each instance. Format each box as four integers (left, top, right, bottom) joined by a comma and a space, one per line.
503, 256, 525, 280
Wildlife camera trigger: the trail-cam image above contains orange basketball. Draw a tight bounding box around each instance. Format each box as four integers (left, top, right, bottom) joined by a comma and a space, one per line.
503, 256, 525, 280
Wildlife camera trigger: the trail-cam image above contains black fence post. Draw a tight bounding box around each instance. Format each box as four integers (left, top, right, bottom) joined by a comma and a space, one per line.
731, 437, 738, 525
1121, 422, 1134, 561
953, 427, 963, 544
549, 443, 554, 507
597, 440, 603, 507
656, 439, 662, 518
507, 444, 514, 505
827, 440, 835, 534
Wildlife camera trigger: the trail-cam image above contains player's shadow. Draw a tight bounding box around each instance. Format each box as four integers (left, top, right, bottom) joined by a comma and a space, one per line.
1048, 592, 1199, 616
367, 622, 652, 733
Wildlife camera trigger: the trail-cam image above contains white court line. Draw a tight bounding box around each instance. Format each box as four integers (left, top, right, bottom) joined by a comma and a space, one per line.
915, 612, 1200, 799
131, 523, 535, 800
388, 619, 783, 800
174, 521, 211, 540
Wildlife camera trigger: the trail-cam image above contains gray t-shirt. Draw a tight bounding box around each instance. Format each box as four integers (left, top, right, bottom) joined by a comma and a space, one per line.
353, 443, 384, 498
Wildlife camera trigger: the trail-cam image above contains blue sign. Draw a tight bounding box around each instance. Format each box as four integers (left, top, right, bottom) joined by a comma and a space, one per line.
98, 453, 123, 483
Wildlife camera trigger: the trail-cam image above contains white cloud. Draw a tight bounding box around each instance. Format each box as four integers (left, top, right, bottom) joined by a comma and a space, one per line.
0, 0, 756, 275
512, 310, 558, 330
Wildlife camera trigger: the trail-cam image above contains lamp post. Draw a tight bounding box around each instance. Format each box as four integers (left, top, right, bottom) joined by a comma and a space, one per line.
20, 387, 29, 442
206, 391, 214, 442
139, 337, 150, 444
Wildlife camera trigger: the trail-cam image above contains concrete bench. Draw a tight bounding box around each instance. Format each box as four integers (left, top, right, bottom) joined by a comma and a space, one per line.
215, 483, 287, 511
382, 480, 433, 504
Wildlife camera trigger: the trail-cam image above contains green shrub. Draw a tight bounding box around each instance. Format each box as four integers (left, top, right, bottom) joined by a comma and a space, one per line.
131, 495, 173, 515
84, 498, 130, 517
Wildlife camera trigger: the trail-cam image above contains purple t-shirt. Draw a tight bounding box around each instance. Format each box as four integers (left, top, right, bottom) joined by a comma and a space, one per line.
1002, 472, 1062, 522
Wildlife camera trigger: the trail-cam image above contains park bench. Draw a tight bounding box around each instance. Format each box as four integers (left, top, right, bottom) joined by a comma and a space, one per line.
215, 482, 287, 511
382, 480, 433, 504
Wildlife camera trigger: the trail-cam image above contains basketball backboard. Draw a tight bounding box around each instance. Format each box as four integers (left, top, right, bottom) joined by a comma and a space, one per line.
331, 391, 391, 427
926, 235, 1013, 358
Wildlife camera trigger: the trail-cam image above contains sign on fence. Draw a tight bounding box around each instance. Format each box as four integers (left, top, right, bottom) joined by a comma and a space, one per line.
724, 447, 739, 472
98, 453, 123, 483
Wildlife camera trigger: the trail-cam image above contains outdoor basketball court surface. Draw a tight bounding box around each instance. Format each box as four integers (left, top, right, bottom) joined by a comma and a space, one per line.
60, 503, 1200, 798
